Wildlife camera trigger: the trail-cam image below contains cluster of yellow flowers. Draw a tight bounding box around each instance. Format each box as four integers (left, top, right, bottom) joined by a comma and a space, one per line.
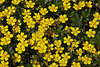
0, 0, 100, 67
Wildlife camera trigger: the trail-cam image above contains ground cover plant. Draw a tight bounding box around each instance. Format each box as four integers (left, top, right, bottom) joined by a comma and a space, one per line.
0, 0, 100, 67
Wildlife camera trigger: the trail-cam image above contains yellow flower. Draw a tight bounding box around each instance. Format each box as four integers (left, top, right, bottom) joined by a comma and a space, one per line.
72, 0, 77, 2
76, 48, 83, 56
88, 44, 96, 53
38, 37, 48, 45
4, 31, 13, 39
86, 29, 96, 37
0, 37, 11, 45
59, 58, 68, 66
78, 1, 85, 9
49, 63, 58, 67
0, 0, 5, 4
61, 52, 70, 61
53, 53, 61, 62
71, 39, 79, 48
73, 4, 79, 10
54, 40, 62, 47
12, 26, 21, 33
27, 21, 35, 28
82, 55, 92, 64
15, 44, 25, 54
17, 32, 27, 42
85, 1, 92, 8
78, 56, 82, 61
63, 2, 71, 10
32, 32, 44, 42
43, 53, 53, 62
64, 26, 68, 30
47, 44, 54, 51
93, 12, 100, 20
26, 0, 35, 8
2, 9, 10, 17
12, 0, 21, 5
63, 36, 73, 45
18, 40, 28, 47
0, 61, 9, 67
82, 41, 89, 50
33, 64, 41, 67
45, 18, 54, 25
0, 25, 8, 34
6, 16, 17, 26
55, 46, 64, 53
22, 9, 31, 16
8, 6, 16, 14
12, 53, 21, 62
33, 13, 41, 21
38, 44, 47, 53
71, 27, 80, 36
71, 62, 81, 67
28, 39, 34, 46
89, 19, 99, 28
39, 8, 48, 15
23, 16, 32, 23
48, 4, 58, 12
0, 50, 10, 61
59, 14, 68, 23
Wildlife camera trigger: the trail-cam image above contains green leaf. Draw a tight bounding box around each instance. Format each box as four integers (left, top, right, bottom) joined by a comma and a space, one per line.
26, 63, 32, 67
90, 0, 95, 1
94, 60, 100, 66
94, 35, 100, 45
70, 13, 82, 27
97, 0, 100, 4
81, 11, 86, 18
55, 1, 62, 6
56, 0, 60, 3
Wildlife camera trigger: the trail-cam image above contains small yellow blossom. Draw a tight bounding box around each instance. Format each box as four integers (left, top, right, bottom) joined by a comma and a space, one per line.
33, 13, 41, 21
26, 1, 35, 8
0, 25, 8, 34
63, 36, 73, 45
93, 12, 100, 20
82, 41, 89, 50
86, 29, 96, 37
71, 27, 80, 36
0, 0, 5, 4
12, 0, 21, 5
39, 8, 48, 15
85, 1, 92, 8
76, 48, 83, 56
63, 3, 71, 11
17, 32, 27, 42
43, 53, 53, 61
0, 50, 10, 61
12, 53, 21, 62
0, 61, 9, 67
48, 4, 58, 12
71, 62, 81, 67
6, 16, 17, 26
59, 58, 68, 66
53, 53, 61, 62
82, 55, 92, 65
89, 19, 99, 28
49, 63, 58, 67
71, 39, 79, 48
61, 52, 70, 61
59, 14, 68, 23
